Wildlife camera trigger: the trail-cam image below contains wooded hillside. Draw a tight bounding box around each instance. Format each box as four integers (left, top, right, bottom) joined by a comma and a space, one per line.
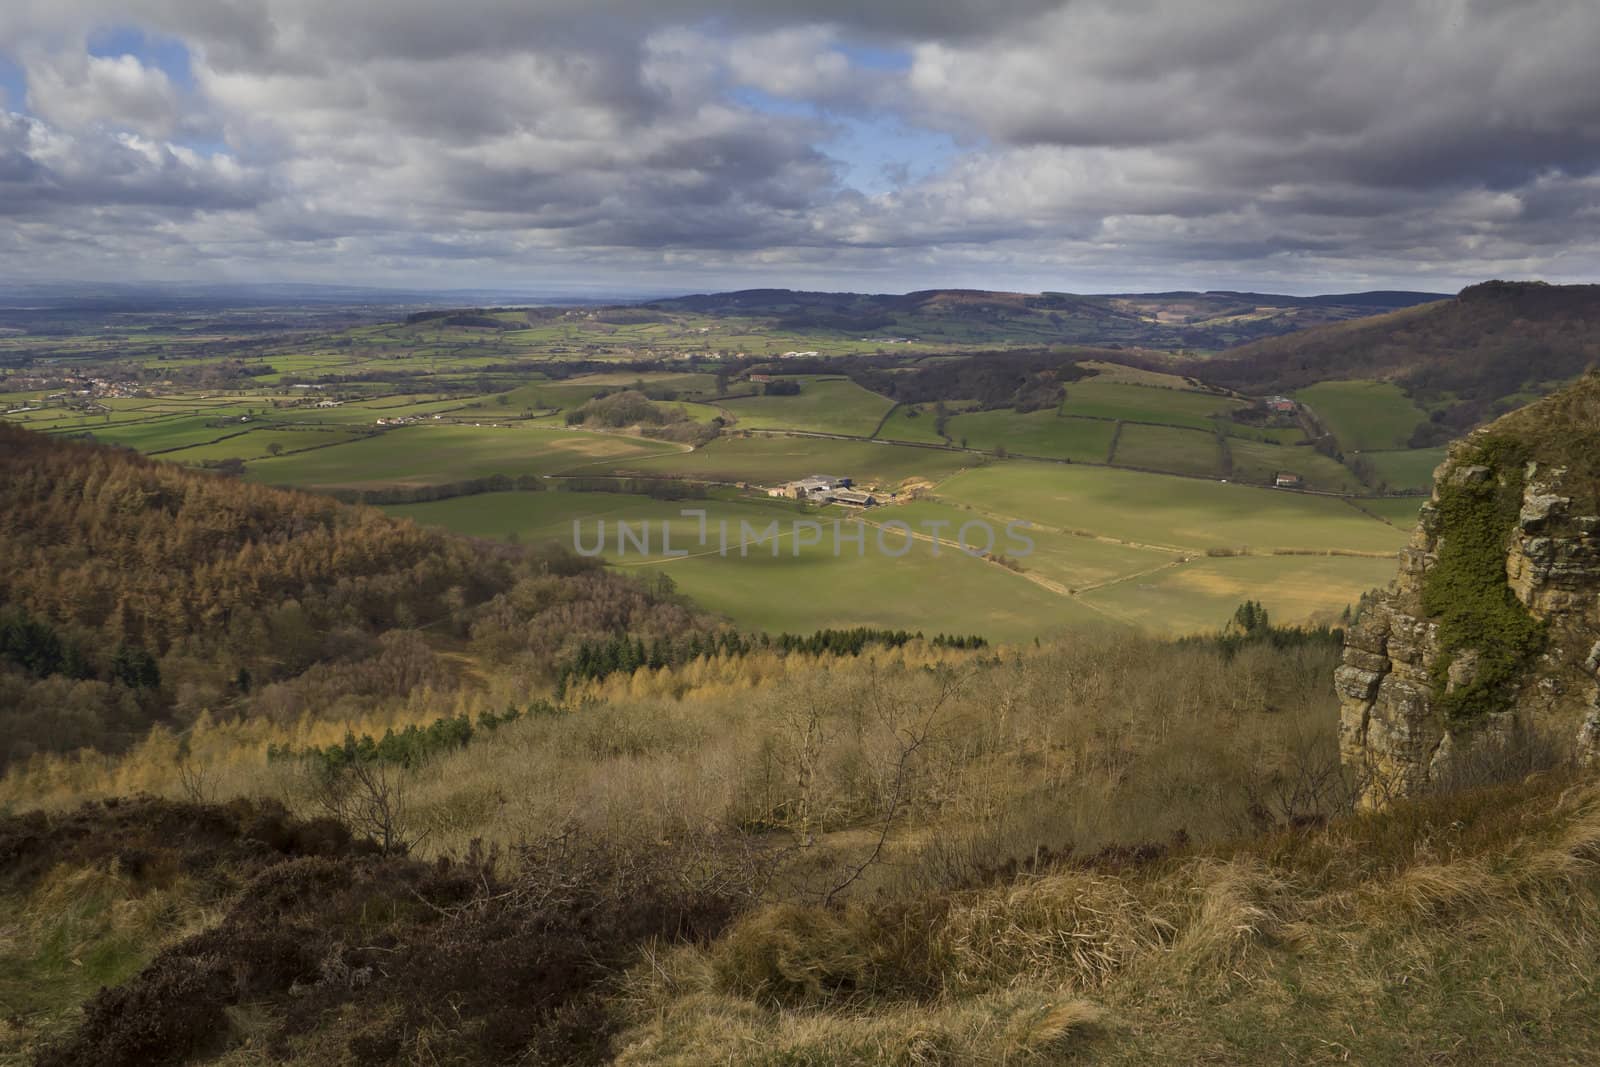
1199, 282, 1600, 441
0, 425, 707, 765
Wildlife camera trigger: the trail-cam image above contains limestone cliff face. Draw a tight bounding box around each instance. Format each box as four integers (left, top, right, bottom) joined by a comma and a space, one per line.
1338, 375, 1600, 807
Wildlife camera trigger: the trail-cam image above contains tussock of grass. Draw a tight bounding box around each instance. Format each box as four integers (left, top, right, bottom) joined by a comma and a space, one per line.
1160, 858, 1288, 981
937, 871, 1166, 993
0, 863, 216, 1060
616, 987, 1104, 1066
619, 774, 1600, 1064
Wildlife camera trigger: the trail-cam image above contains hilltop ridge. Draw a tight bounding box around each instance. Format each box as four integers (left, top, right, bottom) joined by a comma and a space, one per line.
641, 286, 1445, 350
1200, 281, 1600, 440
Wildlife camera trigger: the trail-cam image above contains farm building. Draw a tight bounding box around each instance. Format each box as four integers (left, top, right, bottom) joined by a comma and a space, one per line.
767, 474, 853, 499
1265, 396, 1297, 413
1273, 471, 1305, 488
828, 489, 878, 507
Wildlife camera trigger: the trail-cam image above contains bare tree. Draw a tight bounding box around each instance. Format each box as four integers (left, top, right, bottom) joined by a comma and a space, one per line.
312, 760, 423, 855
176, 758, 218, 804
773, 681, 841, 847
823, 665, 968, 905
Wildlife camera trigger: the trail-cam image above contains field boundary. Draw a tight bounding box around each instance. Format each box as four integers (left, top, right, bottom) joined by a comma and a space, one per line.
868, 401, 901, 440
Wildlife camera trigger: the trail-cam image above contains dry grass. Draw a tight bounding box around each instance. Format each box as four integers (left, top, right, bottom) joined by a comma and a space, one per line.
2, 634, 1347, 869
611, 773, 1600, 1064
0, 863, 219, 1061
936, 871, 1167, 994
7, 632, 1600, 1062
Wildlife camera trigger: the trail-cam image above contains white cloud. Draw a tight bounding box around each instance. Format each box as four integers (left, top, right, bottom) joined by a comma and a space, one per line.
23, 48, 180, 137
0, 0, 1597, 290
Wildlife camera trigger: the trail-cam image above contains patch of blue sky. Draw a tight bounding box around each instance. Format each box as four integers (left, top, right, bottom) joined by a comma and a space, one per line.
835, 43, 911, 72
731, 85, 960, 196
825, 115, 960, 195
0, 51, 27, 113
88, 25, 196, 91
728, 86, 814, 118
84, 27, 235, 156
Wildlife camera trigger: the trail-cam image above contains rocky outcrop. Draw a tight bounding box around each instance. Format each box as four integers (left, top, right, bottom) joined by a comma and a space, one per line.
1339, 375, 1600, 807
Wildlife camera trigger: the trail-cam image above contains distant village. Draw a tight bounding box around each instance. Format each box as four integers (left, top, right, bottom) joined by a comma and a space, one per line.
3, 373, 146, 414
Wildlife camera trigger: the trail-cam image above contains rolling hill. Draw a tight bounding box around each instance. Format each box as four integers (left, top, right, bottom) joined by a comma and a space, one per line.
1197, 281, 1600, 442
642, 287, 1446, 352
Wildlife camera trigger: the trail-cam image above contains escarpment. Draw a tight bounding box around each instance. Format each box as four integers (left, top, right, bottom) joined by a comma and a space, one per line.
1338, 373, 1600, 806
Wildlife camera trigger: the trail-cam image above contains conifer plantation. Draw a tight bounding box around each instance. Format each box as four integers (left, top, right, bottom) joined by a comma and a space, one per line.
0, 424, 708, 766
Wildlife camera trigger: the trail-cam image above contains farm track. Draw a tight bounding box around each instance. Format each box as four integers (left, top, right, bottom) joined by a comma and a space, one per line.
853, 516, 1102, 607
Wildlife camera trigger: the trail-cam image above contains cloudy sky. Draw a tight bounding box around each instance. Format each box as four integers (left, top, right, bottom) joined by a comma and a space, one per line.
2, 0, 1598, 295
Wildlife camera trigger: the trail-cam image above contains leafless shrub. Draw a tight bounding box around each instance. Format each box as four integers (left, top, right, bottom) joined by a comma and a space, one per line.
1238, 725, 1359, 832
311, 760, 423, 856
175, 758, 218, 805
1425, 726, 1571, 797
822, 665, 969, 905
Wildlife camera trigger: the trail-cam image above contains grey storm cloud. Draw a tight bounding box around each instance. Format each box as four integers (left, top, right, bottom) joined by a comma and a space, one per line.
0, 112, 266, 215
0, 0, 1598, 290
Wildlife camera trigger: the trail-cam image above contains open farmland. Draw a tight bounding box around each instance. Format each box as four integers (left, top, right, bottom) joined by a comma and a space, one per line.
386, 490, 1104, 641
1294, 379, 1429, 450
939, 408, 1117, 461
620, 433, 976, 489
1352, 495, 1427, 529
245, 423, 685, 488
1112, 423, 1222, 476
0, 297, 1451, 643
889, 498, 1175, 591
70, 414, 260, 453
874, 403, 950, 445
1226, 438, 1366, 492
719, 376, 895, 436
1061, 379, 1244, 429
1078, 552, 1399, 633
162, 426, 366, 463
1362, 446, 1448, 492
933, 460, 1409, 555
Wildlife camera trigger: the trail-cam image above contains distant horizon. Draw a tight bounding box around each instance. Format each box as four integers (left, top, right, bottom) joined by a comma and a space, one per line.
0, 276, 1487, 308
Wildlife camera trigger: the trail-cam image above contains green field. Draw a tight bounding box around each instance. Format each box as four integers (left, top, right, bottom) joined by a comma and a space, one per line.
245, 424, 684, 488
1078, 552, 1397, 634
1227, 438, 1365, 492
1061, 380, 1243, 430
1352, 496, 1427, 529
934, 461, 1408, 555
1362, 447, 1447, 492
890, 499, 1176, 592
1294, 380, 1427, 450
942, 409, 1117, 461
1112, 423, 1222, 476
498, 371, 725, 413
719, 376, 894, 436
0, 318, 1438, 642
69, 415, 253, 453
383, 479, 1400, 638
622, 434, 975, 489
162, 427, 366, 463
875, 404, 949, 445
386, 491, 1107, 641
